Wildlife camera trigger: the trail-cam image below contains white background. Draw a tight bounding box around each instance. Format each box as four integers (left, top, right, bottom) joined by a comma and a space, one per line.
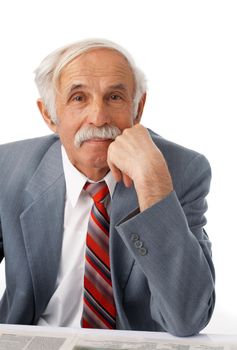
0, 0, 236, 334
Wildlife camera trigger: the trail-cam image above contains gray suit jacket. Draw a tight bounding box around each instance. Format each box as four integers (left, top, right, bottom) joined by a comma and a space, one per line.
0, 130, 215, 336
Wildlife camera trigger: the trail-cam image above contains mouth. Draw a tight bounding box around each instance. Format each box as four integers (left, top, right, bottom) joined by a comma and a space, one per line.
86, 137, 112, 142
82, 138, 113, 145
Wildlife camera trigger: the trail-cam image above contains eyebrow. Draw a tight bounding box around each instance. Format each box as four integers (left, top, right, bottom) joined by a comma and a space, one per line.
68, 83, 86, 94
107, 83, 128, 91
68, 82, 129, 96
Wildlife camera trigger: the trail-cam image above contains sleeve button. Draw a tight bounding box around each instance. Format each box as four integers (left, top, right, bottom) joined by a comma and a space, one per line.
139, 247, 147, 256
131, 233, 139, 242
134, 240, 143, 248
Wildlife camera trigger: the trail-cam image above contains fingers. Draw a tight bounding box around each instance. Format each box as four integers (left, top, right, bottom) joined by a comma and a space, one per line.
107, 129, 137, 187
122, 173, 133, 188
107, 157, 122, 182
107, 157, 133, 187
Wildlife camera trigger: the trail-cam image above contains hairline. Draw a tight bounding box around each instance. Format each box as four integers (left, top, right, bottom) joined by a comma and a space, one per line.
53, 47, 136, 97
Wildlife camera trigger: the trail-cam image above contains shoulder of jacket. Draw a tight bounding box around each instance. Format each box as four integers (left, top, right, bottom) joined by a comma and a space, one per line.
147, 128, 211, 192
0, 134, 59, 152
0, 134, 60, 173
148, 128, 206, 164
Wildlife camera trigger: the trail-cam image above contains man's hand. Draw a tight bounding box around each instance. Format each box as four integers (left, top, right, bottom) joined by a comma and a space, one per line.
107, 124, 173, 211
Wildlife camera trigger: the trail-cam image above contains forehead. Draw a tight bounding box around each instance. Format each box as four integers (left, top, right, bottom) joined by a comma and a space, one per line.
58, 48, 135, 91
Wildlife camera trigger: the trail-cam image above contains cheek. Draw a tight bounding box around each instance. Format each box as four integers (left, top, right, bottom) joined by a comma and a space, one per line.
57, 108, 85, 135
56, 121, 79, 148
57, 100, 86, 123
114, 112, 134, 129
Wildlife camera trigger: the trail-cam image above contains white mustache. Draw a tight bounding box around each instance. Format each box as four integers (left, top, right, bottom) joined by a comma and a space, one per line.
74, 125, 121, 148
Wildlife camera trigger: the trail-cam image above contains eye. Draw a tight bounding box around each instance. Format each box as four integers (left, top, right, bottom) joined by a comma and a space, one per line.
110, 94, 122, 101
70, 92, 87, 103
72, 95, 84, 102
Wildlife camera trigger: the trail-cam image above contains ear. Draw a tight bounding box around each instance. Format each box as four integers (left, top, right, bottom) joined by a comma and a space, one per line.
134, 93, 146, 124
37, 99, 58, 133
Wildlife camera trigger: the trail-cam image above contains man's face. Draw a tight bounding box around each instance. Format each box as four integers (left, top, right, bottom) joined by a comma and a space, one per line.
51, 48, 139, 179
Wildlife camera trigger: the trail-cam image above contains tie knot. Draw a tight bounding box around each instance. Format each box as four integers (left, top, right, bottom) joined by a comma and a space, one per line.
83, 181, 109, 203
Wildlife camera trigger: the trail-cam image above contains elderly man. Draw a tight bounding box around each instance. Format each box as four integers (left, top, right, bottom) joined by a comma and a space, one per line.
0, 39, 215, 336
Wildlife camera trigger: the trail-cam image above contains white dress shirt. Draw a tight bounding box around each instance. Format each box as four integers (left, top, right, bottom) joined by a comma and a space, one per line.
38, 146, 116, 327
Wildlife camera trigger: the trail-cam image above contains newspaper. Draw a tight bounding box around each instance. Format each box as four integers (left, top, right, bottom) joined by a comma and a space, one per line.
0, 333, 67, 349
74, 340, 237, 350
73, 335, 237, 350
0, 329, 77, 350
0, 327, 237, 350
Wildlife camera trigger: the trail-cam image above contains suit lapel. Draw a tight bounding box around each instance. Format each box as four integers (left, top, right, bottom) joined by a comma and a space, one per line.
110, 181, 139, 328
20, 139, 66, 322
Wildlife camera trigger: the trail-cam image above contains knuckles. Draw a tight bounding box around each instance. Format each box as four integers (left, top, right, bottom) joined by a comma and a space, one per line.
121, 127, 131, 137
107, 141, 117, 159
108, 124, 149, 157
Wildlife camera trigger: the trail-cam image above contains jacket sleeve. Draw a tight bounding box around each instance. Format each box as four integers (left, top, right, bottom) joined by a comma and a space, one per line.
115, 154, 215, 337
0, 219, 3, 262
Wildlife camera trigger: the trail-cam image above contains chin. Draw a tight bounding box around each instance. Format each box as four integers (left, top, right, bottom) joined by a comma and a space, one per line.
92, 156, 109, 169
81, 143, 109, 164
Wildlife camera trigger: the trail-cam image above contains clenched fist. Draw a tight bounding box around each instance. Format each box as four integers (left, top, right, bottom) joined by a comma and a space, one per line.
107, 124, 173, 212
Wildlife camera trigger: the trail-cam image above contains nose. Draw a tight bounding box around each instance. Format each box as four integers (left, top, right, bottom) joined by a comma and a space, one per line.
88, 98, 111, 127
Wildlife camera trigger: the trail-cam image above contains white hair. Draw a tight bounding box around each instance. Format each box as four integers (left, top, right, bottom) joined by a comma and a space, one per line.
34, 38, 147, 123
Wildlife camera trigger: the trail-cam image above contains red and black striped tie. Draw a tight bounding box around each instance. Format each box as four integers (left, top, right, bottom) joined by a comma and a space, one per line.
82, 181, 116, 329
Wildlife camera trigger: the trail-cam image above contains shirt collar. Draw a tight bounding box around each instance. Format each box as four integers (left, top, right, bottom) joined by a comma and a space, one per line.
61, 145, 116, 208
